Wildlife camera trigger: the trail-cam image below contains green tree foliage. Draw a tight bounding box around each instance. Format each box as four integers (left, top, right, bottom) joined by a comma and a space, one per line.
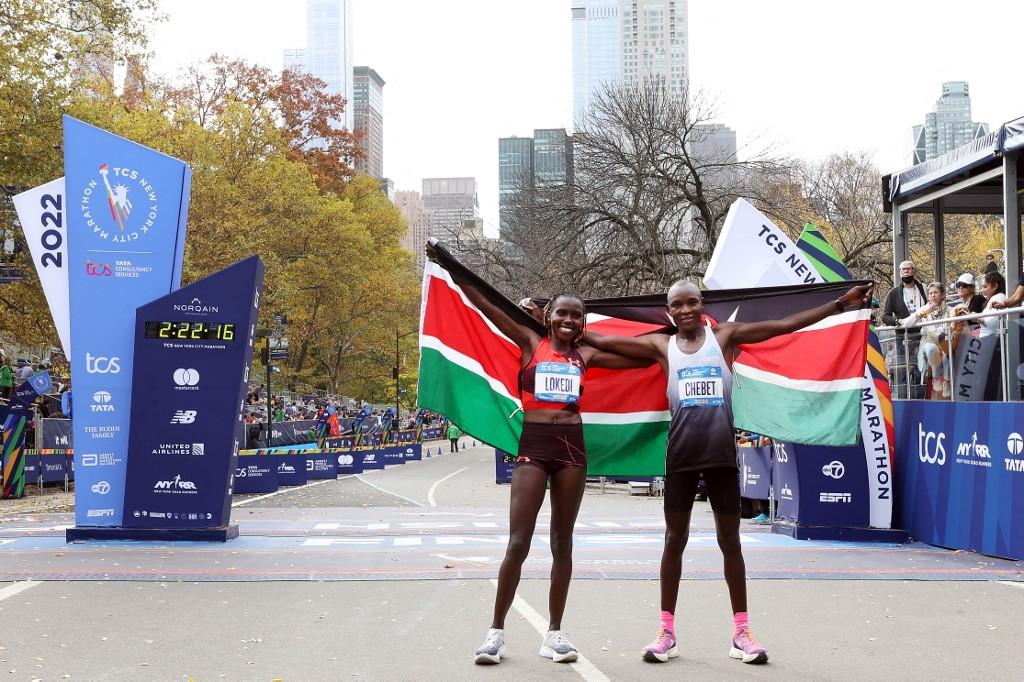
1, 5, 419, 402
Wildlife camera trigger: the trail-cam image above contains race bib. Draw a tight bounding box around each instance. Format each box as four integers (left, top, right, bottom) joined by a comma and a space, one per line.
534, 361, 581, 403
677, 366, 724, 407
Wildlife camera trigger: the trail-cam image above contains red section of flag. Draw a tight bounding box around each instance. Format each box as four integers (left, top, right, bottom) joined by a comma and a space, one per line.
579, 364, 667, 413
422, 276, 520, 397
736, 321, 869, 381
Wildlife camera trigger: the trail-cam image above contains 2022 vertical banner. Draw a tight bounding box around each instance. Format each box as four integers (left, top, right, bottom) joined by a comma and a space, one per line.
64, 116, 192, 526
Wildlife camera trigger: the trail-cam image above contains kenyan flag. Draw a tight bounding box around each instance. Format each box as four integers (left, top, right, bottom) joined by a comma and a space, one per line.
419, 248, 870, 476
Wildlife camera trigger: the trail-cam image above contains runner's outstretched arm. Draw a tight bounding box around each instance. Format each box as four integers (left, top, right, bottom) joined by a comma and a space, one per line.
583, 332, 665, 362
722, 283, 873, 347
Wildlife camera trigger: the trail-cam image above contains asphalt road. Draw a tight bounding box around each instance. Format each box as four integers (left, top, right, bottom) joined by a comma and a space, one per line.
0, 438, 1021, 680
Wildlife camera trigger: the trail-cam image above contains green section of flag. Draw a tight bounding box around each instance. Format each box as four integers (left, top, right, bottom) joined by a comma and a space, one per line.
732, 373, 862, 446
418, 348, 523, 456
420, 347, 671, 475
583, 421, 668, 476
797, 224, 853, 282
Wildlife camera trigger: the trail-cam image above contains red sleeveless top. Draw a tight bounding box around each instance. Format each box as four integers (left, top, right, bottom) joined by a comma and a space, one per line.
519, 338, 587, 412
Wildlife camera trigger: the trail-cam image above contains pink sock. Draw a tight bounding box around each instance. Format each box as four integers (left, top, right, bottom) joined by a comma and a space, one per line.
660, 610, 675, 634
733, 611, 749, 633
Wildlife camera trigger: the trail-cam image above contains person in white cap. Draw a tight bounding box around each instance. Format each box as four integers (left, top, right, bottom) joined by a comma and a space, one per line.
952, 273, 986, 316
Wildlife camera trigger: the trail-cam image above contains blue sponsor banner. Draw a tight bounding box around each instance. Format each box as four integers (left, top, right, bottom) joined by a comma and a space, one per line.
121, 257, 263, 529
275, 456, 307, 486
380, 446, 407, 466
40, 455, 69, 484
360, 450, 385, 470
65, 116, 192, 526
305, 453, 337, 479
233, 455, 278, 494
770, 442, 870, 527
326, 436, 355, 449
24, 454, 39, 482
738, 447, 772, 499
403, 444, 422, 462
895, 400, 1024, 559
422, 427, 443, 440
336, 451, 364, 475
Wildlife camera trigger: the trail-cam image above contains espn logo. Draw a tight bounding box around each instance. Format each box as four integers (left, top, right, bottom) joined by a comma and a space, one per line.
819, 492, 852, 503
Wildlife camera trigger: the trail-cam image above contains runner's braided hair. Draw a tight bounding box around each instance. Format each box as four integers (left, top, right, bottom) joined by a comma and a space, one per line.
543, 293, 587, 345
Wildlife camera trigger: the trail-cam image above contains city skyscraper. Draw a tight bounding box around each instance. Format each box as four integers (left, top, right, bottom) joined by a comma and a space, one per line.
911, 81, 990, 164
498, 129, 573, 238
283, 0, 354, 131
395, 191, 431, 270
421, 178, 480, 244
353, 66, 385, 180
572, 0, 689, 125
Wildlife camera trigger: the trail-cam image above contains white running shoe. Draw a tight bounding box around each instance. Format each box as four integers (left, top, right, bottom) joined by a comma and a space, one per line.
474, 628, 506, 665
539, 630, 579, 663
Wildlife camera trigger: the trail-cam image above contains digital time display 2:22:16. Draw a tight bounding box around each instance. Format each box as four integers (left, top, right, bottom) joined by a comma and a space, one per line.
144, 321, 237, 341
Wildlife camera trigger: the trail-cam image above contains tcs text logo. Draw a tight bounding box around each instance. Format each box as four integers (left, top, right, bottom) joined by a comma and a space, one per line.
86, 353, 120, 374
85, 260, 112, 276
918, 423, 946, 465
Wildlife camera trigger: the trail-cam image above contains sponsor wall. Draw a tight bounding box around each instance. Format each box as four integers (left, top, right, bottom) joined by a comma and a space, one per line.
895, 401, 1024, 559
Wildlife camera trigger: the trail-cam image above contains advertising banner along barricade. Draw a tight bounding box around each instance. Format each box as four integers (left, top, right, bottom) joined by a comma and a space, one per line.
305, 452, 337, 479
738, 446, 772, 500
2, 372, 53, 498
233, 455, 278, 494
274, 455, 308, 487
64, 116, 192, 527
40, 419, 72, 449
895, 400, 1024, 559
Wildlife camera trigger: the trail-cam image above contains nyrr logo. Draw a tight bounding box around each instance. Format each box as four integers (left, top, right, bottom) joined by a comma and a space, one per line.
91, 390, 114, 412
955, 432, 992, 467
153, 474, 197, 493
170, 410, 197, 425
780, 484, 793, 500
78, 163, 159, 243
278, 463, 296, 474
821, 461, 845, 479
85, 260, 112, 276
917, 423, 946, 465
86, 353, 120, 374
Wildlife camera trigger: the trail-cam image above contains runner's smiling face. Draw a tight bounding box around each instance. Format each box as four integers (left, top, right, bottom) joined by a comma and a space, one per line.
666, 284, 703, 331
548, 297, 584, 342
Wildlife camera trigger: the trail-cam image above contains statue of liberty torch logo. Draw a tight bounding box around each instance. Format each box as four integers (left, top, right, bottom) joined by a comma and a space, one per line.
99, 163, 132, 231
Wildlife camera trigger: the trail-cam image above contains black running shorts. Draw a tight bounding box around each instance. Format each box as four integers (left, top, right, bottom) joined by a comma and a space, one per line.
664, 467, 740, 514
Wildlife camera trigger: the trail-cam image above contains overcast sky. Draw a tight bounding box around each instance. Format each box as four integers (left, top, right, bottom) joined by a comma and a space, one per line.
149, 0, 1024, 236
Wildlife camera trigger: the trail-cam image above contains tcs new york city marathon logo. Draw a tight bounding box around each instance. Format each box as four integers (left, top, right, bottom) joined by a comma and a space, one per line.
79, 163, 160, 243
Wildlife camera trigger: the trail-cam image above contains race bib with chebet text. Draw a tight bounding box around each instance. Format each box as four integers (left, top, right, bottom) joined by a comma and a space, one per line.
677, 366, 724, 407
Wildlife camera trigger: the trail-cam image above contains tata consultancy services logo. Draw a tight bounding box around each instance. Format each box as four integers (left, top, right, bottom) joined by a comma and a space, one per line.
86, 353, 120, 374
1005, 433, 1024, 473
917, 423, 946, 465
85, 260, 113, 276
822, 461, 845, 479
79, 163, 159, 243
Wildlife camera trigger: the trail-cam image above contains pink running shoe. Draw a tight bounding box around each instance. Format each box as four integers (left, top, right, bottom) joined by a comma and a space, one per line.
641, 628, 679, 663
729, 626, 769, 664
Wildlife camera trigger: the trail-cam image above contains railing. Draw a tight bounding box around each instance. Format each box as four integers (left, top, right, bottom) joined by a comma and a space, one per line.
876, 305, 1024, 402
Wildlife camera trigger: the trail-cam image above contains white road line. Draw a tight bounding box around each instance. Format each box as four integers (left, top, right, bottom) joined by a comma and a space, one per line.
394, 537, 422, 546
427, 466, 468, 507
997, 580, 1024, 590
231, 476, 350, 507
489, 579, 609, 682
0, 581, 41, 603
355, 474, 426, 507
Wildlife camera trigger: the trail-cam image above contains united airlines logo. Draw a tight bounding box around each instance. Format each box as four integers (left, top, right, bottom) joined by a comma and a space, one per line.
79, 163, 160, 243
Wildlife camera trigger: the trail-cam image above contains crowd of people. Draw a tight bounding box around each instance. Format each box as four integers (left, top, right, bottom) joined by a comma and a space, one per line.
882, 255, 1020, 401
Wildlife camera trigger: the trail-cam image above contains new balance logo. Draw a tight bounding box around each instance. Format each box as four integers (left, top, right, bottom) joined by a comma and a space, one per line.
170, 410, 197, 424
